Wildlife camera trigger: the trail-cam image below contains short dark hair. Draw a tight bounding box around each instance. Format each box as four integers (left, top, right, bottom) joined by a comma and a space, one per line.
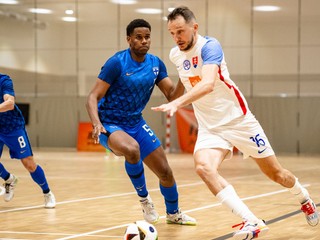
126, 19, 151, 36
167, 6, 196, 23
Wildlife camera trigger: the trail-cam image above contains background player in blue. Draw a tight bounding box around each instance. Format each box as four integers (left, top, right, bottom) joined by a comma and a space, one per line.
86, 19, 196, 225
0, 73, 56, 208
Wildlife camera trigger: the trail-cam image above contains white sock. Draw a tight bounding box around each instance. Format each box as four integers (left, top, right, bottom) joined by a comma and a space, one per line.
216, 185, 259, 222
288, 177, 309, 204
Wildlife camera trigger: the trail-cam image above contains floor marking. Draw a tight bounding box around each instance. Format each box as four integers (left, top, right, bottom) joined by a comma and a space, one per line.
55, 185, 311, 240
0, 169, 314, 240
0, 230, 118, 238
211, 202, 320, 240
0, 174, 266, 214
0, 181, 205, 214
56, 224, 129, 240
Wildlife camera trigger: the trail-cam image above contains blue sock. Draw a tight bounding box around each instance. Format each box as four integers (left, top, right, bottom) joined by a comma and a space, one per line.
0, 163, 10, 180
30, 165, 50, 194
125, 160, 148, 198
160, 183, 179, 214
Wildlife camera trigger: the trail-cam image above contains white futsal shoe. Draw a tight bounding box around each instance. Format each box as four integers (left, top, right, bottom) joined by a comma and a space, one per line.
140, 195, 159, 224
232, 219, 269, 240
3, 174, 18, 202
301, 198, 319, 226
44, 191, 56, 208
166, 208, 197, 226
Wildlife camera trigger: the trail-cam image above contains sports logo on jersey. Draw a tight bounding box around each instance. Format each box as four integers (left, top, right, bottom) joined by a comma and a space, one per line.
183, 60, 191, 70
192, 56, 198, 68
189, 76, 201, 87
153, 67, 159, 77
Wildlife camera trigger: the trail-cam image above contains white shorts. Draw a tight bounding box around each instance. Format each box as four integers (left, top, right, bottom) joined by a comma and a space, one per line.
194, 111, 275, 159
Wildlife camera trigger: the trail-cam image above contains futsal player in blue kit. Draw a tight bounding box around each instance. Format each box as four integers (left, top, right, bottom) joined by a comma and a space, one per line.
0, 73, 56, 208
86, 19, 196, 225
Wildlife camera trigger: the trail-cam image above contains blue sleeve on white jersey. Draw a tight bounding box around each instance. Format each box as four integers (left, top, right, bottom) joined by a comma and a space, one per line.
156, 58, 169, 84
201, 37, 223, 66
98, 55, 121, 85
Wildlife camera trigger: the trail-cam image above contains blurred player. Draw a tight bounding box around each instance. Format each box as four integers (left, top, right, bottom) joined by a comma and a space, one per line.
0, 73, 56, 208
152, 6, 318, 239
86, 19, 196, 225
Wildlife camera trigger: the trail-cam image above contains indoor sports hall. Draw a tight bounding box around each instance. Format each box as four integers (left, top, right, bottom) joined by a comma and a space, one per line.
0, 0, 319, 239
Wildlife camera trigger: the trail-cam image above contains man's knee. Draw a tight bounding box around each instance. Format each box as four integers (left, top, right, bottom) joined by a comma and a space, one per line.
195, 161, 217, 178
21, 156, 37, 172
121, 141, 140, 163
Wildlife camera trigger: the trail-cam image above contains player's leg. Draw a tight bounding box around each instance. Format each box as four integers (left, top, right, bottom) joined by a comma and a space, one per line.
143, 146, 196, 225
0, 141, 18, 202
0, 162, 11, 181
253, 155, 319, 226
194, 128, 268, 239
0, 162, 18, 202
103, 129, 148, 198
195, 148, 269, 239
194, 148, 263, 220
134, 119, 195, 225
0, 132, 20, 202
0, 142, 13, 184
4, 128, 55, 207
229, 112, 318, 228
100, 125, 155, 221
143, 146, 175, 206
20, 155, 56, 208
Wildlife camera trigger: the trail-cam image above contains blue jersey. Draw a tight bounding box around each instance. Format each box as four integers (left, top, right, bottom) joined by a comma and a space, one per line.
0, 74, 25, 134
98, 48, 168, 127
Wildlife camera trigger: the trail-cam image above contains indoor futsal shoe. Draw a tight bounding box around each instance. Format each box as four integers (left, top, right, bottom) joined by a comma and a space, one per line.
166, 208, 197, 226
232, 219, 269, 240
44, 191, 56, 208
3, 174, 18, 202
140, 195, 159, 224
301, 198, 319, 226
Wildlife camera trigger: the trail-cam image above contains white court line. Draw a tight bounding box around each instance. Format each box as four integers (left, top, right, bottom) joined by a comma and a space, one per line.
0, 173, 311, 238
0, 181, 205, 214
55, 184, 310, 240
12, 164, 320, 182
56, 224, 129, 240
0, 231, 117, 238
179, 183, 311, 214
0, 174, 262, 214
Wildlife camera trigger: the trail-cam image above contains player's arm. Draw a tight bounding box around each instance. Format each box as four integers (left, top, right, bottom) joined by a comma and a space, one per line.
157, 77, 185, 102
86, 79, 110, 143
152, 64, 218, 116
170, 63, 217, 106
0, 94, 15, 113
152, 39, 222, 116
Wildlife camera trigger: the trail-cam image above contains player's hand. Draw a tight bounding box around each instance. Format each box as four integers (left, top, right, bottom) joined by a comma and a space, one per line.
151, 102, 178, 117
92, 123, 106, 144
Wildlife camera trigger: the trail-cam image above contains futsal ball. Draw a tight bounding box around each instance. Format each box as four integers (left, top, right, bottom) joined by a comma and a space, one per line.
123, 220, 158, 240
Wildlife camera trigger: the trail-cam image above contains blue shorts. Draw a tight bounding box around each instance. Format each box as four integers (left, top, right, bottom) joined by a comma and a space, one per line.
99, 119, 161, 160
0, 128, 33, 159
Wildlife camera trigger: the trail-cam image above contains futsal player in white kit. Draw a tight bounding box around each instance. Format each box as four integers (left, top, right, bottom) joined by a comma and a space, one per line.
152, 6, 319, 239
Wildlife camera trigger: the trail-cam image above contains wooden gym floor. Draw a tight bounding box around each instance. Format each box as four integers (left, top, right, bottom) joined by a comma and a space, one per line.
0, 148, 319, 239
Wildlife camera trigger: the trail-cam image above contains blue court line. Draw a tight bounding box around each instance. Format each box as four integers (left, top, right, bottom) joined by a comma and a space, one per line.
211, 203, 320, 240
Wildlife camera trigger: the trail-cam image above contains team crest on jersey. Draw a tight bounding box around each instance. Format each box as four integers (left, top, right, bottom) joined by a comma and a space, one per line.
153, 67, 159, 76
192, 56, 198, 68
183, 60, 191, 70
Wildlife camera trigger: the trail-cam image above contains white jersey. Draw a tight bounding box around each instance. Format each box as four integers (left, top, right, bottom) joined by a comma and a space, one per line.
170, 35, 248, 129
